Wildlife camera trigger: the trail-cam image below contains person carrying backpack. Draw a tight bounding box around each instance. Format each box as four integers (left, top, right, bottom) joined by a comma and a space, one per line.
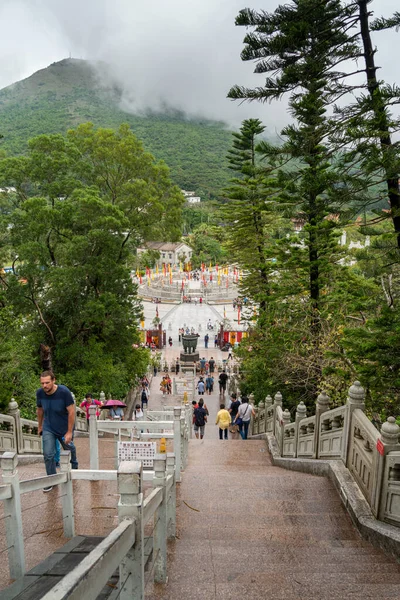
197, 378, 205, 395
218, 370, 228, 397
141, 385, 149, 409
193, 398, 208, 439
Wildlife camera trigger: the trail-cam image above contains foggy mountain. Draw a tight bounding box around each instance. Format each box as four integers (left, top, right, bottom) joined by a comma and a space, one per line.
0, 58, 239, 198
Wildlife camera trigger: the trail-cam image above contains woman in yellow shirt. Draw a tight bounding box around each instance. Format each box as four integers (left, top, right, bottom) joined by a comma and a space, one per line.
216, 403, 231, 440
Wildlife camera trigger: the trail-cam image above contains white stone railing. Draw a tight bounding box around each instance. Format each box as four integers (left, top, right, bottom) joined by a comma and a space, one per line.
0, 413, 17, 453
347, 407, 379, 508
0, 379, 151, 455
318, 404, 348, 460
0, 449, 177, 596
0, 399, 89, 455
297, 415, 316, 458
250, 381, 400, 527
89, 405, 189, 481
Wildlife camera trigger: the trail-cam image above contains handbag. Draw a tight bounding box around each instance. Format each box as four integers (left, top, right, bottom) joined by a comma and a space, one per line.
236, 404, 250, 427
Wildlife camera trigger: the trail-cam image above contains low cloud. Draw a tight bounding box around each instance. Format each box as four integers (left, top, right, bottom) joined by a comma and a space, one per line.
0, 0, 399, 134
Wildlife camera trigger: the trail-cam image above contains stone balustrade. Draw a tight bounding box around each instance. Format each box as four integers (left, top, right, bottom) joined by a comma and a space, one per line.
250, 381, 400, 526
0, 399, 88, 455
0, 450, 177, 596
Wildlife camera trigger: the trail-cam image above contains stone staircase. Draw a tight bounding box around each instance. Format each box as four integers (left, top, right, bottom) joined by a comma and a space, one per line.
145, 439, 400, 600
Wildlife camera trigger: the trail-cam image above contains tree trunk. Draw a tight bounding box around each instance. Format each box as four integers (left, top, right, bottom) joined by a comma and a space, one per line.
39, 344, 52, 371
358, 0, 400, 248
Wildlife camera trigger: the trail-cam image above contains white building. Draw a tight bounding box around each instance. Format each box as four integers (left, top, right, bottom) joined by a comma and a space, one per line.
137, 242, 193, 267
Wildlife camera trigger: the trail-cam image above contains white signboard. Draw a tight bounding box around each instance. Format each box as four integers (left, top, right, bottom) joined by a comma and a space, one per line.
118, 441, 156, 467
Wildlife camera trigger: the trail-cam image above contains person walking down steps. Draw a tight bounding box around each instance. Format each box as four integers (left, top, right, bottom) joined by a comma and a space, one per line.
216, 403, 231, 440
235, 395, 255, 440
193, 398, 208, 439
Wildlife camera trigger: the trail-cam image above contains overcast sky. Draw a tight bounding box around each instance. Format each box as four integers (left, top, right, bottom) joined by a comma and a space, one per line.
0, 0, 399, 132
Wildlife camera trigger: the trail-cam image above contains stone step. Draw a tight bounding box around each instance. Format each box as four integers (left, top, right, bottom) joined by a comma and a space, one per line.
145, 436, 400, 600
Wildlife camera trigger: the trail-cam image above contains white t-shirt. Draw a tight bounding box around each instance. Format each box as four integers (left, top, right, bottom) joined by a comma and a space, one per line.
237, 403, 253, 422
134, 410, 144, 420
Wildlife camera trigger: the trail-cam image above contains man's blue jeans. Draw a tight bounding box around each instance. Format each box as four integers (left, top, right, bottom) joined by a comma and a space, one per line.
42, 430, 78, 475
239, 420, 250, 440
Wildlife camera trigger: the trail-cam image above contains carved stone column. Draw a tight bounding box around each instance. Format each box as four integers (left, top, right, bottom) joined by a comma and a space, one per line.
344, 381, 366, 466
8, 398, 23, 454
314, 391, 330, 458
294, 401, 307, 457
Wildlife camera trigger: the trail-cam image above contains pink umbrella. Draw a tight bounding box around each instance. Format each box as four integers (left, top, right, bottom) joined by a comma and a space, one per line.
103, 399, 127, 408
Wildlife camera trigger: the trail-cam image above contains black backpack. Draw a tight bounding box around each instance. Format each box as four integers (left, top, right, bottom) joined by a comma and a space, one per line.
141, 389, 148, 402
194, 407, 206, 427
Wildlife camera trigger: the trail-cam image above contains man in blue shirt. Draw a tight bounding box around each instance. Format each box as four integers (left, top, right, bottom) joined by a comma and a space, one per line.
36, 370, 78, 491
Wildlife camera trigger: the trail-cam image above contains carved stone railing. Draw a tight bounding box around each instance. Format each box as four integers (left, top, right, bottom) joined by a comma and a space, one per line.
250, 381, 400, 527
318, 404, 348, 460
0, 450, 177, 593
0, 413, 17, 453
297, 415, 316, 458
0, 398, 90, 455
19, 418, 41, 454
347, 408, 379, 507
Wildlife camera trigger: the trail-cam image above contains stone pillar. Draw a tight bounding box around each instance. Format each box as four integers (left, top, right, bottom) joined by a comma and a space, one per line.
265, 395, 273, 408
314, 391, 330, 458
173, 407, 182, 482
258, 401, 265, 434
118, 460, 144, 600
60, 450, 75, 537
89, 405, 99, 470
294, 401, 307, 457
8, 398, 23, 454
166, 453, 176, 539
1, 452, 25, 578
273, 392, 283, 437
344, 381, 366, 465
99, 390, 107, 420
282, 409, 291, 426
376, 417, 400, 520
153, 454, 167, 583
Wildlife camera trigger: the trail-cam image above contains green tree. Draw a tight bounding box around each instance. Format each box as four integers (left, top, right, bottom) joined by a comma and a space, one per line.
0, 124, 182, 410
220, 119, 279, 310
227, 0, 359, 396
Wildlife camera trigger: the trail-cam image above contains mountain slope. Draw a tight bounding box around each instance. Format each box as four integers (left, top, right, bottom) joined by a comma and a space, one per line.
0, 58, 234, 198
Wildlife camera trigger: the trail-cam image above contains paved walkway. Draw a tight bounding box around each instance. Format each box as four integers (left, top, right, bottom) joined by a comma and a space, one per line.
146, 439, 400, 600
1, 300, 400, 596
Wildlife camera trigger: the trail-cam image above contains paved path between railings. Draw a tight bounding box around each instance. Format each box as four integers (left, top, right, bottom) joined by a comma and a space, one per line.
145, 438, 400, 600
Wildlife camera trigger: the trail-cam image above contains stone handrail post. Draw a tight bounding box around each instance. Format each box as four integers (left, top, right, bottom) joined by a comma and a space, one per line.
273, 392, 283, 437
153, 454, 167, 583
166, 453, 176, 539
344, 381, 366, 465
251, 406, 258, 435
314, 391, 330, 458
173, 407, 182, 481
8, 398, 23, 454
118, 460, 144, 600
60, 450, 75, 538
258, 401, 265, 434
377, 417, 400, 520
89, 405, 99, 470
1, 452, 25, 579
294, 401, 307, 458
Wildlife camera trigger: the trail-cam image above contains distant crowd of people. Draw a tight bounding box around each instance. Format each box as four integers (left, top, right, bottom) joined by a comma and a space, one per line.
191, 390, 255, 441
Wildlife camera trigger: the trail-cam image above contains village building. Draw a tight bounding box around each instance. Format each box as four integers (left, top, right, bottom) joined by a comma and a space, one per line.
137, 241, 193, 267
